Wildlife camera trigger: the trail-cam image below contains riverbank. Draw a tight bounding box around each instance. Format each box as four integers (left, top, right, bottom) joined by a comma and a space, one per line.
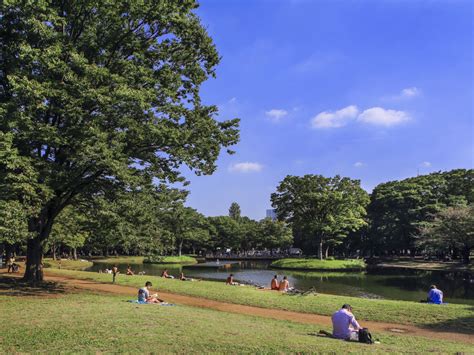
271, 258, 366, 271
1, 275, 471, 353
372, 260, 473, 272
41, 268, 473, 334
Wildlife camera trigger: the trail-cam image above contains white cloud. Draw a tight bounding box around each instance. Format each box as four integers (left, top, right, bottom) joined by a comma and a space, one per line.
265, 109, 288, 122
311, 105, 359, 129
354, 162, 365, 168
357, 107, 411, 127
229, 162, 263, 173
420, 161, 432, 167
401, 87, 421, 98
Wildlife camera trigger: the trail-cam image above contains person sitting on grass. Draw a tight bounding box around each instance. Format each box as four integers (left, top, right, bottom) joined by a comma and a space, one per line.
138, 281, 164, 304
161, 269, 174, 279
271, 275, 279, 290
331, 304, 362, 341
226, 273, 237, 285
427, 285, 444, 304
279, 276, 289, 292
126, 265, 134, 276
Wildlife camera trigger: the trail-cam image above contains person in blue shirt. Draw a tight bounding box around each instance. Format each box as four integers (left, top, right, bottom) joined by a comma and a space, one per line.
138, 281, 163, 303
427, 285, 444, 304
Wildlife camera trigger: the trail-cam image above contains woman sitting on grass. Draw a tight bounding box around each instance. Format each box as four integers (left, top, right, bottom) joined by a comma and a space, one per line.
138, 281, 164, 304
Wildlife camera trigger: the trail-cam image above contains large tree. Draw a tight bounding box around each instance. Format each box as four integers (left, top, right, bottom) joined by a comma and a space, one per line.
367, 169, 473, 256
0, 0, 239, 281
228, 202, 241, 220
271, 174, 369, 259
417, 205, 474, 264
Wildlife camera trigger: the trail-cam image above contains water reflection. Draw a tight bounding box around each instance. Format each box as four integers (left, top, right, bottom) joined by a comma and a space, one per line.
86, 260, 473, 305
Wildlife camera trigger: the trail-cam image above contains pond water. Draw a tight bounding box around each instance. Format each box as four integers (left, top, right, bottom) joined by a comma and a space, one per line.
87, 260, 474, 305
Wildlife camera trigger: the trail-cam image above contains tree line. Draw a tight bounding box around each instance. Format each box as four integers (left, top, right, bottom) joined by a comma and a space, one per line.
0, 2, 472, 284
270, 169, 473, 264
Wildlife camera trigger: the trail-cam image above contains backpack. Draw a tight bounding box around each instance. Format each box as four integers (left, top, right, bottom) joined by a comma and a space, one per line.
358, 328, 373, 344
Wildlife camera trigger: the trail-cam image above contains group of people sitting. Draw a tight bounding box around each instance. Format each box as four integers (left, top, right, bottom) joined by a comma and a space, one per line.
6, 257, 20, 273
270, 275, 290, 291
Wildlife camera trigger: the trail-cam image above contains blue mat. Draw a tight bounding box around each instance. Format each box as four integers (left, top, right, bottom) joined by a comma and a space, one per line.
127, 300, 175, 306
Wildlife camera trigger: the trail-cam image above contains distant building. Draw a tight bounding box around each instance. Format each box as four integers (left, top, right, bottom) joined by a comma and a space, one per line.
266, 209, 277, 221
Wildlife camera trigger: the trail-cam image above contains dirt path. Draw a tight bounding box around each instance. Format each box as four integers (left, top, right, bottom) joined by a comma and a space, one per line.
26, 272, 471, 344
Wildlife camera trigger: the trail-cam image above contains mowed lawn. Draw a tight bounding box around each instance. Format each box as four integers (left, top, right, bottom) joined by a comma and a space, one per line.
0, 285, 472, 354
47, 269, 474, 334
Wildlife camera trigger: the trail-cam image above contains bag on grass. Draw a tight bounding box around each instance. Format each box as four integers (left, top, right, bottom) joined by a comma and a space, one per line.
358, 328, 373, 344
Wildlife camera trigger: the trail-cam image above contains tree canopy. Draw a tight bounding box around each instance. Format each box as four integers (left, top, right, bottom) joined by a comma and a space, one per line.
0, 0, 239, 281
271, 174, 369, 259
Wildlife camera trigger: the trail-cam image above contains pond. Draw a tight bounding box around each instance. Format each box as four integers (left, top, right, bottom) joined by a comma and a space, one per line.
86, 260, 474, 305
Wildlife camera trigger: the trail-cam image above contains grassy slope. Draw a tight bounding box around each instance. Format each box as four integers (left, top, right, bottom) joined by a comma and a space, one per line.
0, 291, 471, 353
271, 258, 366, 270
43, 258, 93, 270
144, 255, 198, 264
48, 269, 474, 333
93, 256, 146, 264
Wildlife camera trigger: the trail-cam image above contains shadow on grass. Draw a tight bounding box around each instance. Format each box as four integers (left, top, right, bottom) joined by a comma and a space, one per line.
421, 306, 474, 335
0, 275, 66, 297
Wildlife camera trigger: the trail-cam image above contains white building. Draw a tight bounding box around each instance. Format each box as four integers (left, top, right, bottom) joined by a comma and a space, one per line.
266, 209, 277, 220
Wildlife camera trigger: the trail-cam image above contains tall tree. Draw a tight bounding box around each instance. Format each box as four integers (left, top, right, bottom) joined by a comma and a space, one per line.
271, 175, 369, 259
417, 205, 474, 264
367, 169, 474, 256
0, 1, 239, 281
257, 218, 293, 251
228, 202, 241, 220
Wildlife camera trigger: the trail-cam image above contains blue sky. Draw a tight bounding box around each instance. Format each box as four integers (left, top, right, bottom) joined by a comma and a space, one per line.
180, 0, 473, 220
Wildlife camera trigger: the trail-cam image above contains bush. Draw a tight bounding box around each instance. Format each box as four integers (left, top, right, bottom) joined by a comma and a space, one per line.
270, 258, 366, 271
143, 255, 197, 264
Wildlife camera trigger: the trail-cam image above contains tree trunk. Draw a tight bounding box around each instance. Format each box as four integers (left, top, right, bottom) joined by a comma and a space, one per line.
318, 236, 323, 260
23, 237, 45, 282
462, 247, 470, 264
73, 247, 77, 260
325, 245, 329, 259
178, 239, 183, 257
52, 243, 56, 261
23, 201, 62, 282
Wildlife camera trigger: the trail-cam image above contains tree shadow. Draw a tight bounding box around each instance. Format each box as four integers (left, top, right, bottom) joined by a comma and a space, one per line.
420, 306, 474, 335
0, 275, 67, 297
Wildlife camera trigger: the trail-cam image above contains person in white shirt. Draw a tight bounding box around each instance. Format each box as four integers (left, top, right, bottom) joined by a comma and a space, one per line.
331, 304, 362, 340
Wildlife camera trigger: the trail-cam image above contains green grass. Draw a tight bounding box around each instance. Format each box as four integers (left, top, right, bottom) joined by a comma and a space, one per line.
143, 255, 197, 264
271, 258, 366, 271
43, 258, 93, 270
0, 281, 471, 353
47, 269, 474, 334
93, 256, 146, 264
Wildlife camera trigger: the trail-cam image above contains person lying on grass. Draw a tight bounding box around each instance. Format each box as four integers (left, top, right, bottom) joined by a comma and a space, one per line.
271, 275, 279, 290
138, 281, 164, 304
161, 269, 174, 279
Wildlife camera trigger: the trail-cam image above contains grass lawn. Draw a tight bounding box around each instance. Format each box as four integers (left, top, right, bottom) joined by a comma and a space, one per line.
47, 269, 474, 334
271, 258, 366, 271
43, 258, 93, 270
93, 256, 146, 264
0, 278, 471, 353
143, 255, 198, 264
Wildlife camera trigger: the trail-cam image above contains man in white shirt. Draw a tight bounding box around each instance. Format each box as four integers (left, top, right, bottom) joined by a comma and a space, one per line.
332, 304, 362, 340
